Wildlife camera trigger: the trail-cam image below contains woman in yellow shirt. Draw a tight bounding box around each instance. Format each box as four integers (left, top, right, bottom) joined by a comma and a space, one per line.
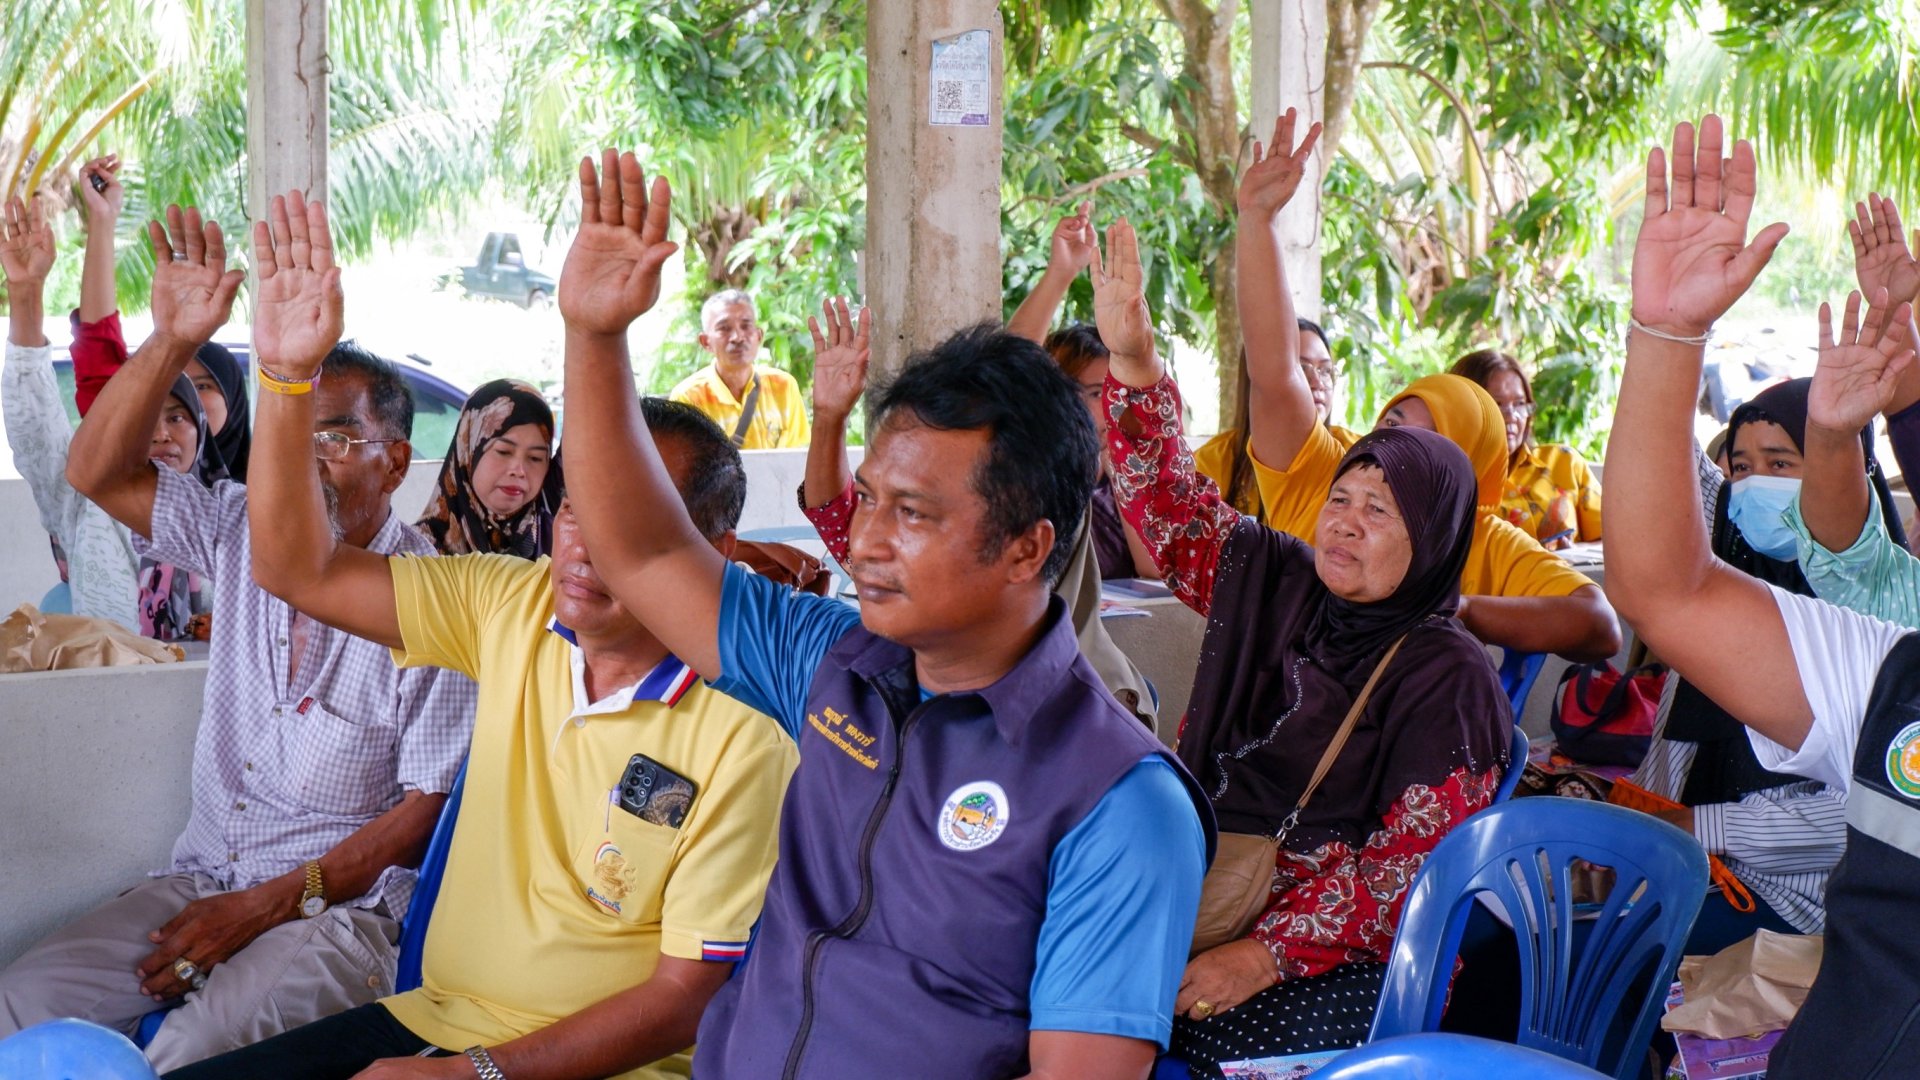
1450, 349, 1603, 550
1193, 320, 1360, 516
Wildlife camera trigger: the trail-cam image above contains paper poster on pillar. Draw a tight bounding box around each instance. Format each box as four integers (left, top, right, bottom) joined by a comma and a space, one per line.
928, 29, 992, 127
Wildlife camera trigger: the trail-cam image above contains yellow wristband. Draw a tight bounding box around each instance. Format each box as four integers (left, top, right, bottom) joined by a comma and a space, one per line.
257, 364, 318, 396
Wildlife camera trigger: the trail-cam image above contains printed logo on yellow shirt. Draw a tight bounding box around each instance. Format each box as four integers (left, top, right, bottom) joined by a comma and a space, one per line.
938, 781, 1010, 852
586, 840, 636, 915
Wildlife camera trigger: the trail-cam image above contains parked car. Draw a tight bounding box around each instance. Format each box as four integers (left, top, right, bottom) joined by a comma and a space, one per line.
451, 232, 556, 309
33, 343, 469, 464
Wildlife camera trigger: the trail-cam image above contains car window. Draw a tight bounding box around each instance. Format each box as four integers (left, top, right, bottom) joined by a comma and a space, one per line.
406, 372, 463, 460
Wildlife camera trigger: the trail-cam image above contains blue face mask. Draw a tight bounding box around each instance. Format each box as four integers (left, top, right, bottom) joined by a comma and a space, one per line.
1727, 475, 1803, 562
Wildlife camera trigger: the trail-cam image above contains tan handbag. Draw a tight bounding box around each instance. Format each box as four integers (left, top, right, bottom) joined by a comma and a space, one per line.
1188, 636, 1408, 957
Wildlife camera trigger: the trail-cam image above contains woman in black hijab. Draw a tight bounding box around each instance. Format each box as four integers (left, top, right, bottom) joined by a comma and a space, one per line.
1637, 376, 1905, 954
1108, 399, 1511, 1067
185, 342, 251, 482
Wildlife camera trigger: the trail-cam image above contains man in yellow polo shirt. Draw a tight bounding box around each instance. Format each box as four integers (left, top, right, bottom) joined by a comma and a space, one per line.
170, 200, 793, 1080
668, 289, 810, 449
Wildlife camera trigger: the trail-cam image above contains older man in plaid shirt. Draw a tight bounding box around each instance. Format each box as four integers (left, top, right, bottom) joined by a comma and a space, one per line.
0, 206, 475, 1072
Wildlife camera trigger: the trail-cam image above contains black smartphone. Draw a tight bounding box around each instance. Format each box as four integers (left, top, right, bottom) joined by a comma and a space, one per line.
616, 754, 697, 829
88, 171, 108, 194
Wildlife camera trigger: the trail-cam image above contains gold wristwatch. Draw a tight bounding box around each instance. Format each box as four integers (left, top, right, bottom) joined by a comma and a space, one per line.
298, 861, 328, 919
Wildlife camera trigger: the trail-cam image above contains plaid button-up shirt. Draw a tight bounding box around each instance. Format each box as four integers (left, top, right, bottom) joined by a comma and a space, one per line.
139, 466, 476, 918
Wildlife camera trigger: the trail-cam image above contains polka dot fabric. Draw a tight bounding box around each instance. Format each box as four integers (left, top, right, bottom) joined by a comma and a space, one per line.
1167, 962, 1384, 1078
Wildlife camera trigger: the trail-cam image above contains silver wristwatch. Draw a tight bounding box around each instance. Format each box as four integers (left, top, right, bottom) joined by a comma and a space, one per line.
464, 1046, 506, 1080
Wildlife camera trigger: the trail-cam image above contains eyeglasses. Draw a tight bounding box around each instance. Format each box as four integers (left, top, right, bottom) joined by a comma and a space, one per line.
313, 431, 400, 461
1497, 401, 1535, 420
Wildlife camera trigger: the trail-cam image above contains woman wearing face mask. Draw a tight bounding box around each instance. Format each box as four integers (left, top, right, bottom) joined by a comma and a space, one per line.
417, 379, 562, 557
1628, 371, 1904, 956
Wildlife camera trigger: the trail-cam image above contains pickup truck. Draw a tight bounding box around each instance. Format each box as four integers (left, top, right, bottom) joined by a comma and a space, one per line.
453, 232, 556, 309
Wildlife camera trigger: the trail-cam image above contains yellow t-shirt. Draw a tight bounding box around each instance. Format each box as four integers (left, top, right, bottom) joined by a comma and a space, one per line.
1249, 425, 1592, 599
1501, 443, 1603, 545
668, 363, 811, 449
1193, 425, 1361, 517
381, 554, 797, 1076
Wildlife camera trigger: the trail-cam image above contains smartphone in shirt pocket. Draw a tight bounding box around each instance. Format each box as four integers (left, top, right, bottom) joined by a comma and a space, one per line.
575, 755, 697, 922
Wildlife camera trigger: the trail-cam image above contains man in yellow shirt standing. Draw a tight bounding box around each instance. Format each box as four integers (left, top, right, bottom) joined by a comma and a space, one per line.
668, 289, 810, 449
169, 191, 795, 1080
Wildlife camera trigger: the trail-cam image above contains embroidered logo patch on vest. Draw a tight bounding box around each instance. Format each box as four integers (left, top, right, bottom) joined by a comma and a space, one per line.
938, 781, 1010, 852
1887, 721, 1920, 799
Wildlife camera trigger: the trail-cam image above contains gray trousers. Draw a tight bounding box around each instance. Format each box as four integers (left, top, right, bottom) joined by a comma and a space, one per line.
0, 873, 398, 1073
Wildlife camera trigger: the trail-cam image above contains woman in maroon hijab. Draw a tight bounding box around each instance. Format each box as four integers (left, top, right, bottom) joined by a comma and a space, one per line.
1096, 217, 1510, 1070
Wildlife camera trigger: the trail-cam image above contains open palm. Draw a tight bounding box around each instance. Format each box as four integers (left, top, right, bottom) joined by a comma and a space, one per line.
809, 296, 870, 423
1809, 289, 1917, 433
1852, 195, 1920, 306
559, 150, 678, 336
1630, 116, 1788, 338
250, 191, 343, 377
147, 206, 243, 347
1091, 217, 1160, 386
1236, 108, 1322, 220
1, 196, 55, 286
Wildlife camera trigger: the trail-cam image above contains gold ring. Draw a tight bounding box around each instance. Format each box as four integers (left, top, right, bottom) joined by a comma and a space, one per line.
1192, 999, 1215, 1020
172, 958, 199, 983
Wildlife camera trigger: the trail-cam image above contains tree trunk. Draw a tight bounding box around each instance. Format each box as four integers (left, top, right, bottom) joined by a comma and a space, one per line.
1209, 240, 1243, 430
1322, 0, 1384, 158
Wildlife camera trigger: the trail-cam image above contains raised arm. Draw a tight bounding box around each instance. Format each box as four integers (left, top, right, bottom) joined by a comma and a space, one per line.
1603, 115, 1814, 750
559, 150, 729, 679
1006, 201, 1093, 344
801, 295, 869, 520
78, 155, 123, 322
1802, 290, 1916, 552
66, 207, 242, 536
1849, 195, 1920, 488
1237, 108, 1323, 471
2, 196, 53, 348
244, 191, 405, 649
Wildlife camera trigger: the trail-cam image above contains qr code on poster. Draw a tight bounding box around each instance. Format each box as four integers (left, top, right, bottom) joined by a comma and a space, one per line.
935, 81, 964, 113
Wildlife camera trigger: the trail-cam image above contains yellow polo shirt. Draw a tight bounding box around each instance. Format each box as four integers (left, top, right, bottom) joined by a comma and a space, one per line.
381, 554, 796, 1076
668, 363, 811, 449
1193, 425, 1361, 516
1248, 424, 1592, 599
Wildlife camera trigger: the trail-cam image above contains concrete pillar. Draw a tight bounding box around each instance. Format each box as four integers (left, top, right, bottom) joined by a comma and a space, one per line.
245, 0, 328, 216
865, 2, 1005, 375
1250, 0, 1327, 320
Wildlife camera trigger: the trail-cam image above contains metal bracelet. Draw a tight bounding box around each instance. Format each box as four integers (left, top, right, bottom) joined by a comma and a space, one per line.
464, 1046, 506, 1080
1627, 317, 1712, 346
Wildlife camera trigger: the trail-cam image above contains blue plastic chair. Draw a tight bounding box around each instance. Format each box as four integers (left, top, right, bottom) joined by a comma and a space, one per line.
1497, 649, 1547, 720
0, 1019, 159, 1079
37, 583, 72, 615
1319, 1033, 1609, 1078
134, 760, 469, 1048
395, 758, 468, 993
1369, 799, 1708, 1079
1494, 727, 1529, 804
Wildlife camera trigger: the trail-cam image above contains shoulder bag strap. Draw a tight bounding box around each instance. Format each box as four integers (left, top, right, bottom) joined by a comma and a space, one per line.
729, 376, 762, 448
1273, 634, 1409, 844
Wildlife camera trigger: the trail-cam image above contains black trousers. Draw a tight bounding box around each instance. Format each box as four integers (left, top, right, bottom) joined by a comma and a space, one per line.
162, 1003, 453, 1080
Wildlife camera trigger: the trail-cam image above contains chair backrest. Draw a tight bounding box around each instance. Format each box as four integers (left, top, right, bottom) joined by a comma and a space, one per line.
1370, 799, 1708, 1079
1494, 727, 1529, 804
1498, 649, 1547, 720
1317, 1032, 1610, 1079
394, 757, 468, 993
0, 1019, 159, 1079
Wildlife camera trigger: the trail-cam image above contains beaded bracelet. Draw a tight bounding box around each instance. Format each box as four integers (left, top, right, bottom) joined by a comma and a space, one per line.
257, 362, 319, 396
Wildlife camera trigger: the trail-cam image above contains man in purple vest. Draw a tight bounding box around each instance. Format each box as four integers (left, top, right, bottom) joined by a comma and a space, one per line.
553, 151, 1211, 1078
1609, 115, 1920, 1075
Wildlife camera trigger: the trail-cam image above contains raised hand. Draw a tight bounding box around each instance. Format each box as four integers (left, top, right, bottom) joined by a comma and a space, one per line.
146, 205, 243, 348
1630, 115, 1789, 339
1809, 288, 1918, 435
1091, 216, 1160, 387
1851, 194, 1920, 307
78, 154, 125, 224
809, 296, 871, 424
1236, 107, 1322, 221
249, 190, 343, 378
559, 148, 678, 336
1049, 200, 1096, 274
0, 196, 55, 287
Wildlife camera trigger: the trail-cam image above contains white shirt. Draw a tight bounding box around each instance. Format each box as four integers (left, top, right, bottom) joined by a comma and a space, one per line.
1749, 583, 1913, 793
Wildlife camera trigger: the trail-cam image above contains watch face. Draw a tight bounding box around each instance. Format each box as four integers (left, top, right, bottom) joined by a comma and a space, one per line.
301, 895, 326, 918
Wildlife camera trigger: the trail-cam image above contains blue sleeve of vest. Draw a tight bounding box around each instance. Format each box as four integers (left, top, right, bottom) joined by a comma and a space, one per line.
1029, 755, 1206, 1049
711, 561, 864, 740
